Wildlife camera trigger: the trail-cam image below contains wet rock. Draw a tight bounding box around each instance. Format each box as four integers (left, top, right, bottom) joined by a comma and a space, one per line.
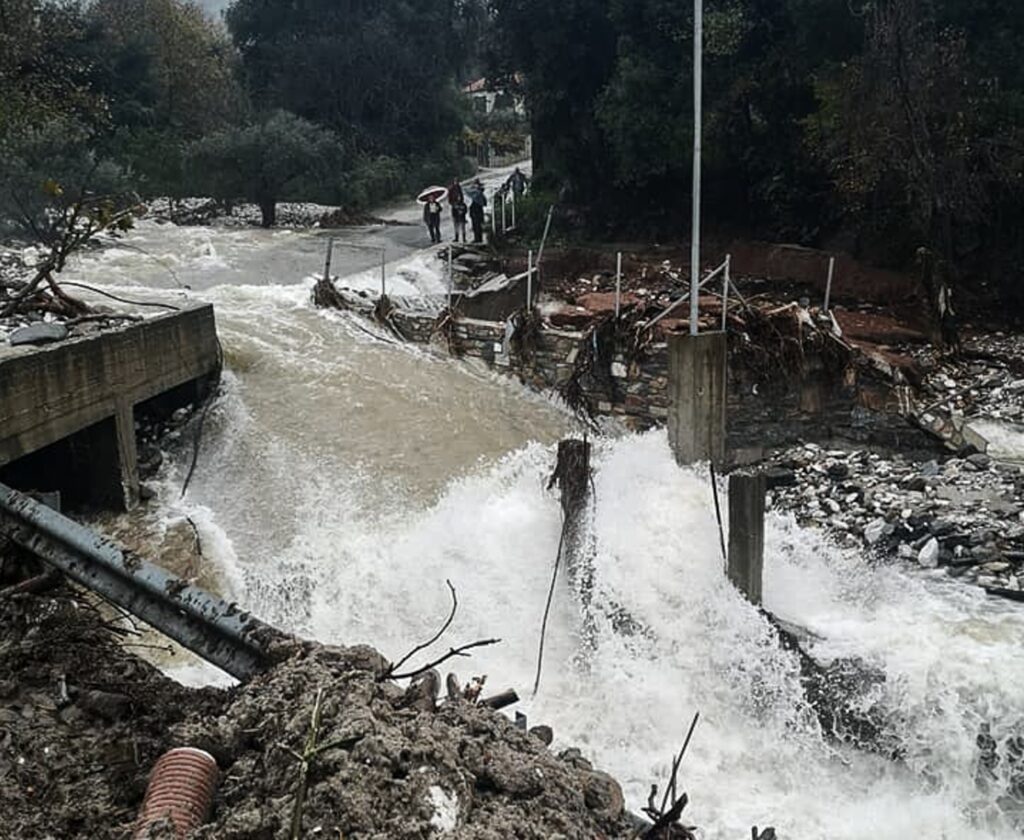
966, 453, 993, 471
583, 770, 625, 822
918, 538, 940, 568
529, 725, 554, 746
9, 322, 69, 346
864, 518, 888, 546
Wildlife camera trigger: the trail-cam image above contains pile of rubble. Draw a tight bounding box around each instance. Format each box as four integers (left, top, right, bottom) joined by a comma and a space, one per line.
0, 583, 642, 840
766, 444, 1024, 593
907, 335, 1024, 425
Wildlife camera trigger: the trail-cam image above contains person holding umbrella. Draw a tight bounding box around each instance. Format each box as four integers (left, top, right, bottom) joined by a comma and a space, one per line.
418, 186, 448, 244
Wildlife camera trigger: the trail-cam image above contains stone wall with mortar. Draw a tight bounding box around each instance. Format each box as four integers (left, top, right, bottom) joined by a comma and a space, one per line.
386, 308, 935, 456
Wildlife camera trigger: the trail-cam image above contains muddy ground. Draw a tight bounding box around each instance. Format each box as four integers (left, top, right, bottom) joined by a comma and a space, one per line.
0, 575, 645, 840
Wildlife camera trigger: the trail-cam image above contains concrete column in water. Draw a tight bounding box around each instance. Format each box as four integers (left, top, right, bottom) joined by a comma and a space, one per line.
727, 471, 765, 605
667, 332, 727, 465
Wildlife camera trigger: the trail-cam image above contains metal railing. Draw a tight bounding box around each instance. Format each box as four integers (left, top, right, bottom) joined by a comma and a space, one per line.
0, 482, 287, 680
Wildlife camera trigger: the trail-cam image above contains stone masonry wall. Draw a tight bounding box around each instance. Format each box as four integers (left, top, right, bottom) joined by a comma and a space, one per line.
387, 310, 933, 455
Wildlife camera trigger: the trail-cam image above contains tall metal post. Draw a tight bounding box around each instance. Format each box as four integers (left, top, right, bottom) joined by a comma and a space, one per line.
527, 249, 534, 310
447, 245, 454, 310
721, 254, 731, 331
615, 252, 622, 318
380, 249, 387, 298
824, 255, 836, 313
689, 0, 703, 336
501, 194, 507, 233
511, 193, 516, 229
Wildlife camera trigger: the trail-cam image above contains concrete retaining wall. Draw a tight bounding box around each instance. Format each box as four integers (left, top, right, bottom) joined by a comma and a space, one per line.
0, 304, 220, 508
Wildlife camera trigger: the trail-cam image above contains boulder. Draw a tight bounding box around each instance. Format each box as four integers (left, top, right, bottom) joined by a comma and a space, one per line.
9, 322, 69, 346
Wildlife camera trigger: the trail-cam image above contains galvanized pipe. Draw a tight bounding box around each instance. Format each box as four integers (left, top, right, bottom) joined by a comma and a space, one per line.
0, 481, 284, 680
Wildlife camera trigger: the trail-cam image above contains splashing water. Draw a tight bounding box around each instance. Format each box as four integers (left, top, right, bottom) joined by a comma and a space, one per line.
60, 179, 1024, 838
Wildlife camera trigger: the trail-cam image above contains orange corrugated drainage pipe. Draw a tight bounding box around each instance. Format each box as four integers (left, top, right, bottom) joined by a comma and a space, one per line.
133, 747, 219, 839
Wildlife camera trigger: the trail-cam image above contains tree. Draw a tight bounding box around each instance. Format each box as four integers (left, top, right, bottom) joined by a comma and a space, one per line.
487, 0, 617, 202
185, 110, 342, 227
811, 0, 1024, 303
226, 0, 465, 157
0, 118, 137, 316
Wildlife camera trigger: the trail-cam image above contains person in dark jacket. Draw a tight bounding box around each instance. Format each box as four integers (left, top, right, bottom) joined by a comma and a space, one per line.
423, 197, 443, 243
466, 180, 487, 244
507, 166, 528, 198
451, 200, 468, 243
448, 177, 464, 207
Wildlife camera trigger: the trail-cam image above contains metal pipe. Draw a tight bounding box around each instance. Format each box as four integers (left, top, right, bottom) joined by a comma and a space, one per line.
689, 0, 703, 337
0, 482, 282, 680
527, 249, 534, 310
824, 255, 835, 313
615, 252, 622, 318
447, 245, 454, 311
646, 260, 725, 329
721, 254, 730, 331
535, 205, 555, 292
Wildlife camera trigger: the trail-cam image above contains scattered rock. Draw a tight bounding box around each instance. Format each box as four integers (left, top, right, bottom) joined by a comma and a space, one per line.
918, 538, 940, 568
9, 322, 69, 346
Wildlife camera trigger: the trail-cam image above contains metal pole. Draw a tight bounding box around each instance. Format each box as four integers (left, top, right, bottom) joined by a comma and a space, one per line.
615, 251, 622, 318
721, 255, 730, 331
824, 255, 835, 313
511, 192, 516, 229
491, 193, 497, 238
323, 236, 334, 282
535, 205, 555, 293
448, 244, 454, 310
0, 481, 283, 680
689, 0, 703, 337
527, 249, 534, 310
380, 248, 386, 298
501, 193, 507, 233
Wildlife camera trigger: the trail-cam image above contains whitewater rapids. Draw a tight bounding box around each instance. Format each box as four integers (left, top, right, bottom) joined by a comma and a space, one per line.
54, 168, 1024, 839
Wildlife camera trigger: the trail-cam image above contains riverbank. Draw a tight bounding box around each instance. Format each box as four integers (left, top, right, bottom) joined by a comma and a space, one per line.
0, 581, 647, 839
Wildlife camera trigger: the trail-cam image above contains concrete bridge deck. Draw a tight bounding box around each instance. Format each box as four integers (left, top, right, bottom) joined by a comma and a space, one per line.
0, 303, 220, 509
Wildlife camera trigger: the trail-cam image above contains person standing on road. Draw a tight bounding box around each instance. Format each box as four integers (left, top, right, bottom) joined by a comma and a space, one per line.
507, 167, 528, 199
423, 197, 443, 244
451, 199, 468, 243
467, 179, 487, 244
448, 177, 464, 208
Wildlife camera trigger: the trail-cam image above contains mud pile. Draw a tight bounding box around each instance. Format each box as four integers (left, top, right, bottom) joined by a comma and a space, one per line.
0, 586, 223, 839
1, 584, 636, 839
181, 645, 632, 840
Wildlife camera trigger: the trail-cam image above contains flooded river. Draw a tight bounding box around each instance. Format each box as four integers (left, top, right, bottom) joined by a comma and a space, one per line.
56, 165, 1024, 839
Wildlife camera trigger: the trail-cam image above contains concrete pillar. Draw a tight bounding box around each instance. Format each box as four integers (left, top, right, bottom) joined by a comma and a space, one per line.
74, 405, 138, 511
667, 332, 727, 465
115, 398, 140, 510
727, 472, 766, 605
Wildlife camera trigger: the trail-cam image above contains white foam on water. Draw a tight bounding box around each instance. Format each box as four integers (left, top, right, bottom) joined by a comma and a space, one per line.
968, 419, 1024, 464
171, 418, 1023, 839
54, 195, 1024, 838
